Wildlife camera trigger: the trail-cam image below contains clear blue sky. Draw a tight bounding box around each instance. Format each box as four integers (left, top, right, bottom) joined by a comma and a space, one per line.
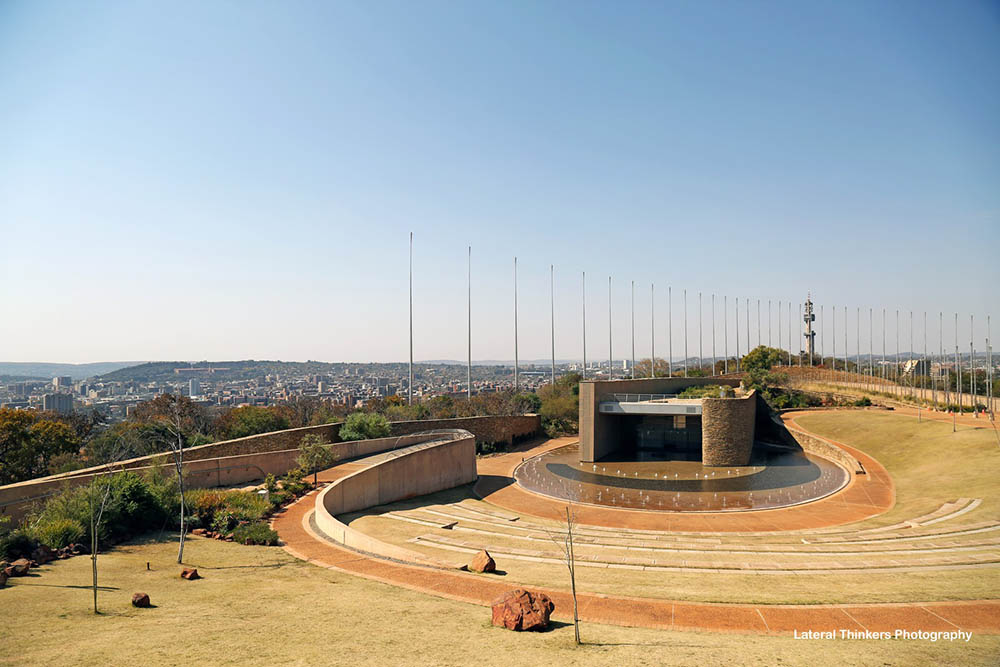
1, 1, 998, 364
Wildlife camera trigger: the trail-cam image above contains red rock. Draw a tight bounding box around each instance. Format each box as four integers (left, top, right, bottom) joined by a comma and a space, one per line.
131, 592, 151, 608
490, 588, 554, 631
31, 545, 56, 565
191, 528, 207, 536
469, 550, 496, 574
9, 558, 32, 576
180, 568, 200, 580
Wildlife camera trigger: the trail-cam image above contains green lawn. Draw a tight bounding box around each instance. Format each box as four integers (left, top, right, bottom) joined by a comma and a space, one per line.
3, 536, 999, 666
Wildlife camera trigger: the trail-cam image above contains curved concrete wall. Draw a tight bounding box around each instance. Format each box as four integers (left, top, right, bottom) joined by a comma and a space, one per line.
701, 391, 757, 466
313, 432, 476, 568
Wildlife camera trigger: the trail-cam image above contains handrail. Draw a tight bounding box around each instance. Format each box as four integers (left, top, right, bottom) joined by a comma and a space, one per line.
601, 393, 682, 403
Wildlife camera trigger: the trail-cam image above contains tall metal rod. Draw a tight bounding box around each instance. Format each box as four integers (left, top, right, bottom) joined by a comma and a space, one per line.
608, 276, 612, 381
631, 280, 635, 379
467, 246, 472, 400
668, 287, 673, 377
582, 272, 586, 380
698, 291, 703, 374
923, 311, 928, 404
746, 297, 750, 356
971, 315, 976, 408
940, 312, 946, 407
683, 289, 689, 377
909, 311, 914, 399
844, 306, 848, 381
735, 297, 741, 373
832, 304, 837, 374
778, 300, 782, 365
650, 284, 655, 378
856, 307, 860, 385
756, 298, 761, 348
896, 309, 900, 386
820, 304, 825, 370
724, 295, 729, 374
550, 265, 556, 387
513, 256, 519, 392
955, 313, 961, 412
881, 308, 886, 385
408, 231, 413, 405
988, 315, 993, 415
768, 299, 772, 349
711, 293, 716, 376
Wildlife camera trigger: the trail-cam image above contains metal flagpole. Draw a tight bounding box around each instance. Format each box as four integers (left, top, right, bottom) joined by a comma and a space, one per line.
630, 280, 635, 379
778, 300, 782, 365
683, 289, 689, 377
910, 311, 914, 399
408, 232, 413, 405
882, 308, 886, 386
923, 311, 928, 404
467, 246, 472, 400
724, 295, 729, 374
756, 298, 761, 348
955, 313, 961, 412
844, 306, 848, 384
746, 297, 751, 356
668, 287, 673, 377
712, 293, 716, 376
608, 276, 612, 381
651, 284, 655, 378
735, 297, 741, 373
896, 309, 900, 388
768, 299, 772, 349
988, 315, 993, 416
514, 256, 519, 392
832, 305, 837, 375
820, 304, 825, 371
869, 308, 874, 392
699, 292, 703, 375
971, 315, 976, 410
856, 307, 860, 386
582, 272, 586, 380
550, 265, 555, 387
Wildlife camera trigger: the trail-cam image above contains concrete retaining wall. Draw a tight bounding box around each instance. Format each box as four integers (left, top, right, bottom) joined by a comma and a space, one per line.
0, 432, 446, 523
313, 432, 477, 569
701, 391, 757, 466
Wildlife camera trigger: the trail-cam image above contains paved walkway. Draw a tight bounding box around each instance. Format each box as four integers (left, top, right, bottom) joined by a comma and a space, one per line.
273, 487, 1000, 635
472, 413, 895, 533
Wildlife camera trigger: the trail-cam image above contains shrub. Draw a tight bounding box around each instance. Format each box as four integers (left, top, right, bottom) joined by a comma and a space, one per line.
31, 517, 85, 549
297, 434, 337, 484
232, 521, 279, 546
339, 412, 390, 441
281, 466, 309, 496
0, 528, 38, 560
185, 488, 269, 533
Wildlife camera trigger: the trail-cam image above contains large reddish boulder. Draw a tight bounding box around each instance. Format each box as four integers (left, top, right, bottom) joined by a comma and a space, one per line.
131, 592, 151, 608
491, 588, 555, 631
180, 568, 201, 580
31, 545, 56, 565
469, 550, 496, 574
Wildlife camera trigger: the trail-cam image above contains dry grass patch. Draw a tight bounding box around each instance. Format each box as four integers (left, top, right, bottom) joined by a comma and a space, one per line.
3, 535, 999, 666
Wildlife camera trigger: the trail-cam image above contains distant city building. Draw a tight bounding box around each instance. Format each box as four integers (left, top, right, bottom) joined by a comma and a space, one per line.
42, 393, 73, 414
189, 379, 200, 398
53, 376, 73, 390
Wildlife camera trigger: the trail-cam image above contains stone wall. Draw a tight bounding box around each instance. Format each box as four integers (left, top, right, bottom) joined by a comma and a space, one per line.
701, 390, 757, 466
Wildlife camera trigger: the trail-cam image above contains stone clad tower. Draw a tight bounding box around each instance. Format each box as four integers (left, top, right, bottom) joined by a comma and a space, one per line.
803, 294, 816, 364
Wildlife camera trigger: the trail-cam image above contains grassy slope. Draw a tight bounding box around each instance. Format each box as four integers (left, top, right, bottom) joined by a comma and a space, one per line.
793, 411, 1000, 525
3, 536, 998, 666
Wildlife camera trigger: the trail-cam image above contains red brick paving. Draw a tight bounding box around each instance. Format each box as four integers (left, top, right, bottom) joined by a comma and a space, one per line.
271, 413, 1000, 635
273, 485, 1000, 635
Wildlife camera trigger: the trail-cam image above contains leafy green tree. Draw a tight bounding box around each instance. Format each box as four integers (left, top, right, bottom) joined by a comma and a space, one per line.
513, 392, 542, 414
296, 434, 337, 485
0, 408, 81, 485
339, 412, 391, 441
212, 405, 290, 440
741, 346, 784, 374
538, 373, 581, 436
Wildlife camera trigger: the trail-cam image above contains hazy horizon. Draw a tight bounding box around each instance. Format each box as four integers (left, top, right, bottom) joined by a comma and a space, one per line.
2, 1, 998, 364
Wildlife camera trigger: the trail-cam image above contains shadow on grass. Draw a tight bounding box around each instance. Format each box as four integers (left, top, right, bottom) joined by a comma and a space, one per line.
13, 582, 119, 591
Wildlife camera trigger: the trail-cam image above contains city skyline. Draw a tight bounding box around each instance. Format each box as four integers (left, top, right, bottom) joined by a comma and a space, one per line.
2, 1, 998, 363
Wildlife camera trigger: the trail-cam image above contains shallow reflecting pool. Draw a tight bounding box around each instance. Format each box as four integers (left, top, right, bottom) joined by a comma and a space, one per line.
513, 443, 849, 512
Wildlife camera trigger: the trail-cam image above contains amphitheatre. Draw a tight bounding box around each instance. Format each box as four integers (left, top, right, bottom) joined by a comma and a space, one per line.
3, 369, 1000, 665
